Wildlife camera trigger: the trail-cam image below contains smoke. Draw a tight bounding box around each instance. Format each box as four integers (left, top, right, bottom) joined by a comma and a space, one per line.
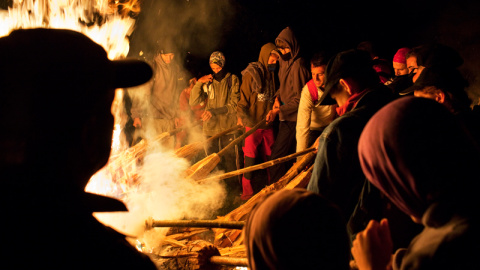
93, 149, 227, 250
129, 0, 235, 66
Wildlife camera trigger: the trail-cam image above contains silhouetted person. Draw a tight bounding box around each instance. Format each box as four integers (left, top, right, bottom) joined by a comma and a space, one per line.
353, 97, 480, 270
0, 28, 156, 269
244, 189, 351, 270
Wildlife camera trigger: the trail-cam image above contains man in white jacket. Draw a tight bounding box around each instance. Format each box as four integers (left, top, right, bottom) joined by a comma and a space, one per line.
296, 52, 336, 153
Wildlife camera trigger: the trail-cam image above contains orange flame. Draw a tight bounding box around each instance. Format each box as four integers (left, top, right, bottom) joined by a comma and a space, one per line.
0, 0, 143, 197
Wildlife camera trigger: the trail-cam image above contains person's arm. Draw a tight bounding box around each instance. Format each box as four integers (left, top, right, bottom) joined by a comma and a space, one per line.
189, 74, 211, 106
307, 118, 365, 214
296, 85, 313, 153
237, 74, 252, 127
351, 219, 393, 270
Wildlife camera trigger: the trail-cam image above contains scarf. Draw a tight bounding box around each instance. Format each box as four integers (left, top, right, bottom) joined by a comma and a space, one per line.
335, 88, 369, 116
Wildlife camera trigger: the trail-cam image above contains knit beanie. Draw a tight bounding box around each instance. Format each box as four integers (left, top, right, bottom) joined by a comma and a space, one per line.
209, 51, 226, 67
393, 47, 411, 64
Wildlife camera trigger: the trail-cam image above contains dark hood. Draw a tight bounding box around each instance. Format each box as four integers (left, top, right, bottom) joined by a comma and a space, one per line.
258, 42, 277, 68
275, 27, 301, 64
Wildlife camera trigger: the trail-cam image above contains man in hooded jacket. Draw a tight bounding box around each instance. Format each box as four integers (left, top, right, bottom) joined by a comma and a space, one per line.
266, 27, 310, 183
237, 42, 280, 200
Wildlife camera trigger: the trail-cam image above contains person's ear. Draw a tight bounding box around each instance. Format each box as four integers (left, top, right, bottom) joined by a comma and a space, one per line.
339, 78, 352, 95
435, 90, 446, 104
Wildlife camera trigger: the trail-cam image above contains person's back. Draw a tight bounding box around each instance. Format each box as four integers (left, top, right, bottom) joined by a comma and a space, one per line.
243, 189, 351, 270
0, 28, 156, 269
353, 97, 480, 270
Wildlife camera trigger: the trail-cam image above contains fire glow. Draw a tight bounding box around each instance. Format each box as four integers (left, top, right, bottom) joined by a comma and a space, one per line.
1, 0, 229, 259
0, 0, 151, 203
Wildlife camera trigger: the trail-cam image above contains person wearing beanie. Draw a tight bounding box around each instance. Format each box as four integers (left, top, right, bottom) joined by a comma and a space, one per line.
189, 51, 241, 210
386, 47, 413, 95
392, 47, 411, 76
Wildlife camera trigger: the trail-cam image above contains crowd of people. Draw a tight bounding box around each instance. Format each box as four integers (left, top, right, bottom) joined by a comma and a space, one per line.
2, 25, 480, 269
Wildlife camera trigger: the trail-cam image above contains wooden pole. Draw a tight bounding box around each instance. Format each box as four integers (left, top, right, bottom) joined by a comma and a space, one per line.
185, 119, 266, 180
209, 256, 248, 267
146, 219, 245, 230
198, 147, 316, 183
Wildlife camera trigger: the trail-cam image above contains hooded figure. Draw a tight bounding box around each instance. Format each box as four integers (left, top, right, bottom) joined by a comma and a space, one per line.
274, 27, 309, 122
355, 97, 480, 270
267, 27, 310, 183
244, 189, 351, 270
237, 43, 279, 200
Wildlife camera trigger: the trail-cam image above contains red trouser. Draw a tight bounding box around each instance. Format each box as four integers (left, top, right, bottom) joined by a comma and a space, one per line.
241, 127, 274, 200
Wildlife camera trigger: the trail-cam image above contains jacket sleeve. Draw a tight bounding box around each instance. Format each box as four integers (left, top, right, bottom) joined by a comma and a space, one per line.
296, 85, 312, 152
306, 118, 365, 217
189, 81, 207, 107
226, 74, 240, 114
237, 73, 252, 125
279, 61, 309, 118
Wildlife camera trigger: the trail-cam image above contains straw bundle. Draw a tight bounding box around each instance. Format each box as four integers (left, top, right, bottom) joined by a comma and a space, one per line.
175, 125, 242, 161
185, 119, 266, 181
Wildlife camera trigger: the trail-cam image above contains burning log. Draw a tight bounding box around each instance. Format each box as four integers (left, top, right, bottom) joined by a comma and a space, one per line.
174, 125, 242, 161
146, 219, 245, 230
149, 239, 247, 270
107, 120, 202, 183
197, 147, 316, 183
185, 119, 266, 180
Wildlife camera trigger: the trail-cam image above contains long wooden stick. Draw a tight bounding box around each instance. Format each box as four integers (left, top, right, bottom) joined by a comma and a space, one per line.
198, 147, 316, 183
185, 119, 266, 180
217, 119, 266, 157
174, 125, 242, 160
146, 219, 245, 230
209, 256, 248, 266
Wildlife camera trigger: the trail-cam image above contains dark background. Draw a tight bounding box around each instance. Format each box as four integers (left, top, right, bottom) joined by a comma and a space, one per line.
127, 0, 480, 102
2, 0, 480, 101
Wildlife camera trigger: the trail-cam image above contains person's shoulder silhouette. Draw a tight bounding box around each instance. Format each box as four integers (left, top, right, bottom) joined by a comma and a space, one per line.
0, 28, 156, 269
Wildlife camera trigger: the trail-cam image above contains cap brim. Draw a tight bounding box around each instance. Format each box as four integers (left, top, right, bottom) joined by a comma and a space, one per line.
82, 192, 128, 212
317, 83, 338, 106
110, 59, 153, 89
398, 84, 418, 95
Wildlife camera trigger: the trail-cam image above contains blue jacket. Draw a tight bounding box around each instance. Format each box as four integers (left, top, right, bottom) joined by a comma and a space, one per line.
307, 85, 396, 219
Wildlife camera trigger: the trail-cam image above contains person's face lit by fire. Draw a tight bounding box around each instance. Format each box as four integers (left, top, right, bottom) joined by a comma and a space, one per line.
311, 64, 326, 88
210, 63, 222, 74
268, 52, 279, 65
278, 47, 291, 56
160, 53, 175, 64
393, 62, 409, 76
406, 56, 418, 75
